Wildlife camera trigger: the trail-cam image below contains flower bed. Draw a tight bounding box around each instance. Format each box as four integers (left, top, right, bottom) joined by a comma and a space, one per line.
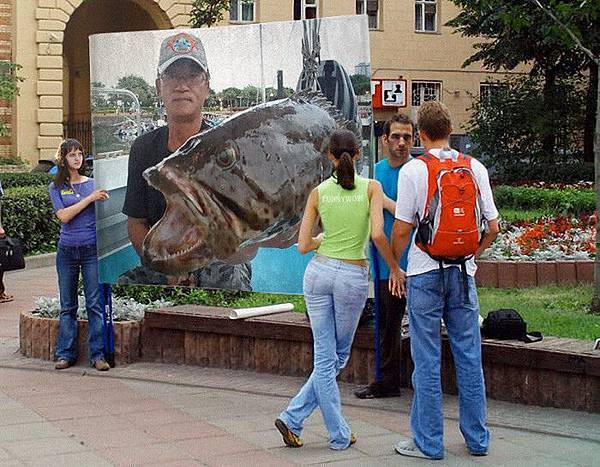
481, 214, 596, 262
20, 296, 173, 365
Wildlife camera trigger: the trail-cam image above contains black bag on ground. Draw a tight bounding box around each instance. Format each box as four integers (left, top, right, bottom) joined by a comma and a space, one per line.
0, 237, 25, 272
481, 309, 543, 343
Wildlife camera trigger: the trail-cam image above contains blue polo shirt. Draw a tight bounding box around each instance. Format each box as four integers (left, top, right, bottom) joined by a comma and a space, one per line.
49, 178, 97, 247
372, 158, 411, 280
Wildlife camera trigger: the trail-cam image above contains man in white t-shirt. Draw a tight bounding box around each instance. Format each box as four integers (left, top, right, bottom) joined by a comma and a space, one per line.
390, 101, 499, 460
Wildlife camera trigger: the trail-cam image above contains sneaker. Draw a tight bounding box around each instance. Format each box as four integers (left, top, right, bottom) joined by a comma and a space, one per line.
349, 433, 357, 446
469, 449, 488, 457
275, 418, 303, 448
93, 359, 110, 371
354, 383, 401, 399
394, 439, 438, 460
54, 359, 73, 370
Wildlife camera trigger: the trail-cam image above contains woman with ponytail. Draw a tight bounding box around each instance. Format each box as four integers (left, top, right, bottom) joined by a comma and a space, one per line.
48, 139, 110, 371
275, 129, 403, 450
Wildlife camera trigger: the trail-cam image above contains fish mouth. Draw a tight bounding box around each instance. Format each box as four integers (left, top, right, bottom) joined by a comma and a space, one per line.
141, 166, 244, 275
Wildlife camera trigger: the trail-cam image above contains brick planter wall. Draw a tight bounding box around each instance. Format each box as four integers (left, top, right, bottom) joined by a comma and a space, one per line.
143, 306, 600, 412
19, 312, 142, 365
476, 260, 593, 288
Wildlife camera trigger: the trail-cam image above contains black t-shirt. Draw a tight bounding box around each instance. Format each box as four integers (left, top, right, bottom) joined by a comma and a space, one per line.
122, 122, 209, 226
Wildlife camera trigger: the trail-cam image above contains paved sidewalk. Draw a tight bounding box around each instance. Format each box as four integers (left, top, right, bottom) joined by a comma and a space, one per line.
0, 266, 598, 466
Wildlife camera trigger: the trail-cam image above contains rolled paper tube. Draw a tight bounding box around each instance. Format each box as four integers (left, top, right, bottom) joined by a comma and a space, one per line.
228, 303, 294, 319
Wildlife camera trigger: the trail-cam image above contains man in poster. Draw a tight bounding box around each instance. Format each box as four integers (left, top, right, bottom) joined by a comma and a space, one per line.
120, 31, 251, 289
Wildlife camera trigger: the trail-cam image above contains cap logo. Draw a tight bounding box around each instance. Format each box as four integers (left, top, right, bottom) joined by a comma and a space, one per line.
167, 34, 197, 55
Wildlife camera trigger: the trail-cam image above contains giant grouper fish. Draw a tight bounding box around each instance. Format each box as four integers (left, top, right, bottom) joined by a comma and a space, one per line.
141, 91, 359, 275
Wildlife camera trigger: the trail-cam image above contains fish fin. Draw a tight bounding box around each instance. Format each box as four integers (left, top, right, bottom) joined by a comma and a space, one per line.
238, 217, 301, 249
290, 90, 359, 135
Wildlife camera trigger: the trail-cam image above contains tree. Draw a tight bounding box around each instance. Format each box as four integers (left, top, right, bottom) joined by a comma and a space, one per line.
0, 61, 23, 137
240, 85, 260, 107
447, 0, 599, 159
190, 0, 230, 28
350, 74, 370, 96
117, 75, 155, 108
219, 87, 242, 108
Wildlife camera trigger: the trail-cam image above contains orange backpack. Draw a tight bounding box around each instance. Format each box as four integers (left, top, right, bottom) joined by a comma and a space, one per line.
415, 151, 484, 263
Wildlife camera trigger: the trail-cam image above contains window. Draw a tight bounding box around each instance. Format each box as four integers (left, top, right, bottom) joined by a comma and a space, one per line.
415, 0, 437, 32
230, 0, 255, 22
294, 0, 318, 20
411, 81, 441, 106
480, 82, 505, 105
356, 0, 379, 29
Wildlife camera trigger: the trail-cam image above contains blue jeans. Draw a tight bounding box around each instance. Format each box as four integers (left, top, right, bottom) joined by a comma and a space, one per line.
55, 244, 105, 365
407, 267, 489, 459
280, 255, 368, 450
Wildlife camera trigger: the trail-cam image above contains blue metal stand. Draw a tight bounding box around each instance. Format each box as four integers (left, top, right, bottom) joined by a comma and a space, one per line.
370, 242, 381, 383
100, 283, 115, 367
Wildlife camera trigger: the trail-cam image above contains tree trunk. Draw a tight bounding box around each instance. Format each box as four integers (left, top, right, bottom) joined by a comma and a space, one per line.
591, 62, 600, 315
542, 68, 557, 157
584, 61, 598, 163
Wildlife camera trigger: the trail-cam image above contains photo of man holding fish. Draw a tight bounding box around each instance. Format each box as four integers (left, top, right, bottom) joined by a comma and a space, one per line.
119, 31, 252, 290
89, 15, 372, 294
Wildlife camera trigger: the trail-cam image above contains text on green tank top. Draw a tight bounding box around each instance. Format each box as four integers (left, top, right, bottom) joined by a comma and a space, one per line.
317, 175, 370, 260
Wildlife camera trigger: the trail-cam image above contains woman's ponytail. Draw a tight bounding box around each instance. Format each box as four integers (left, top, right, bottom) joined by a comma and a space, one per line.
337, 152, 355, 190
329, 129, 360, 191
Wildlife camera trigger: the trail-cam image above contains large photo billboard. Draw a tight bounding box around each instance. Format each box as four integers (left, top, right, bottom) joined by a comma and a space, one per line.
90, 15, 372, 293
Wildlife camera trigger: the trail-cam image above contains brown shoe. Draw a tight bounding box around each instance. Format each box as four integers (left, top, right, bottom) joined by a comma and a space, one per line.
54, 359, 73, 370
349, 433, 357, 447
275, 418, 303, 447
93, 359, 110, 371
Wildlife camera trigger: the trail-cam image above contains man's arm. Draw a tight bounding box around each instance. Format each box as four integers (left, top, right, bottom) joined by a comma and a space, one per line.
391, 219, 413, 264
127, 217, 150, 257
476, 218, 499, 259
382, 194, 396, 215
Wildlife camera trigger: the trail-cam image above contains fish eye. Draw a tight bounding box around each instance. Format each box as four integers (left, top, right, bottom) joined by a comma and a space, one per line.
216, 147, 237, 170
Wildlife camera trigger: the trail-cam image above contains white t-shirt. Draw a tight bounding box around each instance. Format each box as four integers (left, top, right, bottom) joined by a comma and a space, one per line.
395, 148, 499, 277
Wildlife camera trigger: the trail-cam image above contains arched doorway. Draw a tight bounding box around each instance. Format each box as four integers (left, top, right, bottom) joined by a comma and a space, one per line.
63, 0, 172, 153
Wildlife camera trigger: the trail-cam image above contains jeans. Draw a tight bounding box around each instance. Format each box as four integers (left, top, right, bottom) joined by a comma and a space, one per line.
280, 255, 368, 449
407, 267, 489, 459
55, 244, 105, 365
376, 280, 405, 390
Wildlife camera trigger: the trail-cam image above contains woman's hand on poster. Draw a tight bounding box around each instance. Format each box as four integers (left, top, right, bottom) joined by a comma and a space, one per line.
388, 266, 406, 298
87, 190, 110, 203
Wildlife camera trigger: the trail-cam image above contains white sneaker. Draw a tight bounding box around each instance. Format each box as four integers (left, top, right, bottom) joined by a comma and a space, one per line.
394, 439, 437, 460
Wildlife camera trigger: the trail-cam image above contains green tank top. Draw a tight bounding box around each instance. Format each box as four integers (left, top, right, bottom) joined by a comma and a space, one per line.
316, 175, 370, 260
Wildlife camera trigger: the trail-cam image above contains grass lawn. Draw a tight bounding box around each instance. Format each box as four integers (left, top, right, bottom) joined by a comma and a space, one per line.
118, 283, 599, 341
478, 284, 599, 341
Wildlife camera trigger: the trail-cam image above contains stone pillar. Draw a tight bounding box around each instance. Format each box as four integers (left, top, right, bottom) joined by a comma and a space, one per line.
0, 0, 13, 158
35, 0, 68, 160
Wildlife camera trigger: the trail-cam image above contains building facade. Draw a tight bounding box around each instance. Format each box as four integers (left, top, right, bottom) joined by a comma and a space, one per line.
5, 0, 517, 165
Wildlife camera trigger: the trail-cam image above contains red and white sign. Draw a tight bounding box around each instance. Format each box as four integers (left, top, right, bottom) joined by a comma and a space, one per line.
371, 79, 407, 109
381, 80, 406, 107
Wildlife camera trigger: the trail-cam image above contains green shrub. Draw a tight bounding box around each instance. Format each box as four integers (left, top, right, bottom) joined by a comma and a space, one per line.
0, 185, 59, 254
491, 161, 593, 185
0, 156, 27, 166
494, 185, 595, 216
0, 172, 53, 189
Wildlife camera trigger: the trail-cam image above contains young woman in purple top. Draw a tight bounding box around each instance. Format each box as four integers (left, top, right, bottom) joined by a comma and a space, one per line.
48, 139, 110, 371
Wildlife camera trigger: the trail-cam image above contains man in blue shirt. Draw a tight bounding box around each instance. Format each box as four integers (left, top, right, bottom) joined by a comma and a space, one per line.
355, 114, 413, 399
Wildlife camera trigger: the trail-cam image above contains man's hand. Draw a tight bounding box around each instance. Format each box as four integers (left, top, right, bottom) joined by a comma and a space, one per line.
388, 266, 406, 297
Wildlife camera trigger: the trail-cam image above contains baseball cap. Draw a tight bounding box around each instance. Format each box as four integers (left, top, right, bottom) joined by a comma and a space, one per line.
157, 32, 209, 77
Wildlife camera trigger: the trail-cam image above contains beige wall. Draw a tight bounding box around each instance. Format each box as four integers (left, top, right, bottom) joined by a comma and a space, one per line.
13, 0, 522, 164
14, 0, 38, 164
